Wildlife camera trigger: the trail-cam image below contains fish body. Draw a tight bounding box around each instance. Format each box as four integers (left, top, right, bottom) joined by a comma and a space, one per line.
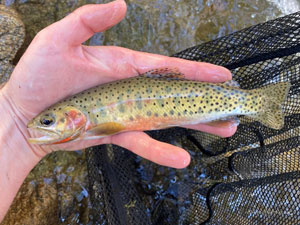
27, 69, 290, 144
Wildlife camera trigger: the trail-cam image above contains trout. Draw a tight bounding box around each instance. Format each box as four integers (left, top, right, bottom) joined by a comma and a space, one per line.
27, 68, 290, 144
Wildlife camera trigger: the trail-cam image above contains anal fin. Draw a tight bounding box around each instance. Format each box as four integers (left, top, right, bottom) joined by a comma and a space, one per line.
204, 117, 240, 127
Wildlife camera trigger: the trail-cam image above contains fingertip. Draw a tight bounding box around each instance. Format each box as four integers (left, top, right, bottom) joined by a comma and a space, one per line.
111, 131, 191, 169
190, 62, 232, 82
174, 149, 191, 169
46, 1, 127, 46
221, 124, 237, 138
156, 144, 191, 169
80, 0, 127, 33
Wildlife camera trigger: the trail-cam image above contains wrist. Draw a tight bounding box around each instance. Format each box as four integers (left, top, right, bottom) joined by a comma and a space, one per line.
0, 87, 44, 164
0, 87, 43, 221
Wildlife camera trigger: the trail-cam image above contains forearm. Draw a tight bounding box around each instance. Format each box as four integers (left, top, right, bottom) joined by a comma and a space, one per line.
0, 89, 41, 222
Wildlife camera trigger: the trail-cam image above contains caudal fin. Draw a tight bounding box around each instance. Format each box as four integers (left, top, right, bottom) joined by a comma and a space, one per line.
248, 81, 290, 129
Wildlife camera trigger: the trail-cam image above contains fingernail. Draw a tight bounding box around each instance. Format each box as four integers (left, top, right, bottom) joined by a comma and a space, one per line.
229, 117, 240, 127
109, 0, 126, 22
180, 154, 191, 168
204, 66, 232, 82
160, 149, 191, 168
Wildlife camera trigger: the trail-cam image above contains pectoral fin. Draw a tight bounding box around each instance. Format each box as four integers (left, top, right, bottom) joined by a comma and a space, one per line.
86, 122, 126, 136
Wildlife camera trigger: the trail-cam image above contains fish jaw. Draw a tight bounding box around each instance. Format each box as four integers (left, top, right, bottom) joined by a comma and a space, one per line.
28, 136, 61, 145
27, 127, 62, 145
28, 125, 87, 145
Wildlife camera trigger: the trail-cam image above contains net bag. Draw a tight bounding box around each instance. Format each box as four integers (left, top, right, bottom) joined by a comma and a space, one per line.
86, 11, 300, 225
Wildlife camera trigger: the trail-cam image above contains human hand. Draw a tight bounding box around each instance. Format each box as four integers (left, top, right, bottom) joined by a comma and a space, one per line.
1, 0, 236, 169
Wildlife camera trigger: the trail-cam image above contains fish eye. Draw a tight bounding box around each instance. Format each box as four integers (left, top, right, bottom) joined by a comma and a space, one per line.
40, 114, 55, 126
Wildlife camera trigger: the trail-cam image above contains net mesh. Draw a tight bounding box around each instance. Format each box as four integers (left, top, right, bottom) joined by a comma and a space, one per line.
86, 11, 300, 224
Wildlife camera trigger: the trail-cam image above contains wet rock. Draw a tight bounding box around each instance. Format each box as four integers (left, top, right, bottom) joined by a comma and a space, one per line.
0, 5, 24, 83
0, 0, 103, 62
2, 151, 90, 225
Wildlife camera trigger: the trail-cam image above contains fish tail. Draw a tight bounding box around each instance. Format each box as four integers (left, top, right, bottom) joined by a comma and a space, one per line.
247, 81, 290, 129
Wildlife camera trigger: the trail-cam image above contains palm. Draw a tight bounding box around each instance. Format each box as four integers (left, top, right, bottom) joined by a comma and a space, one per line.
3, 1, 236, 168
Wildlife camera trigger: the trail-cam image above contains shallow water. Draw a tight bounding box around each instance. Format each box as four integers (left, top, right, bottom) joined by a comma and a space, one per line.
1, 0, 300, 224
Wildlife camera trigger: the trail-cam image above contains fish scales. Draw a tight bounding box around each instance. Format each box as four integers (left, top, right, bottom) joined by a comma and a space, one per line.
27, 69, 290, 145
55, 77, 250, 128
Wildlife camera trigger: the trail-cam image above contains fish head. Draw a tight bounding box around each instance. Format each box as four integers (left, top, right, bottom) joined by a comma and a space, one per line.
27, 106, 87, 145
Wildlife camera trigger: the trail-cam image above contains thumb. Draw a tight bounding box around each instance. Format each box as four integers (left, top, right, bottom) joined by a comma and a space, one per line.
43, 0, 127, 46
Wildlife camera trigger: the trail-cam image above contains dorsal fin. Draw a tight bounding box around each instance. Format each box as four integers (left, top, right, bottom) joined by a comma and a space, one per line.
141, 68, 185, 80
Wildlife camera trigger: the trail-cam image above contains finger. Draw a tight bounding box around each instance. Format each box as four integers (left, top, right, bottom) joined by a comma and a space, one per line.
183, 120, 238, 137
47, 131, 191, 168
43, 0, 127, 46
83, 46, 232, 83
133, 51, 232, 82
111, 131, 191, 169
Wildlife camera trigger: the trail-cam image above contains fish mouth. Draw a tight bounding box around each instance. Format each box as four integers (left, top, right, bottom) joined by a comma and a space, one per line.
27, 126, 64, 145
